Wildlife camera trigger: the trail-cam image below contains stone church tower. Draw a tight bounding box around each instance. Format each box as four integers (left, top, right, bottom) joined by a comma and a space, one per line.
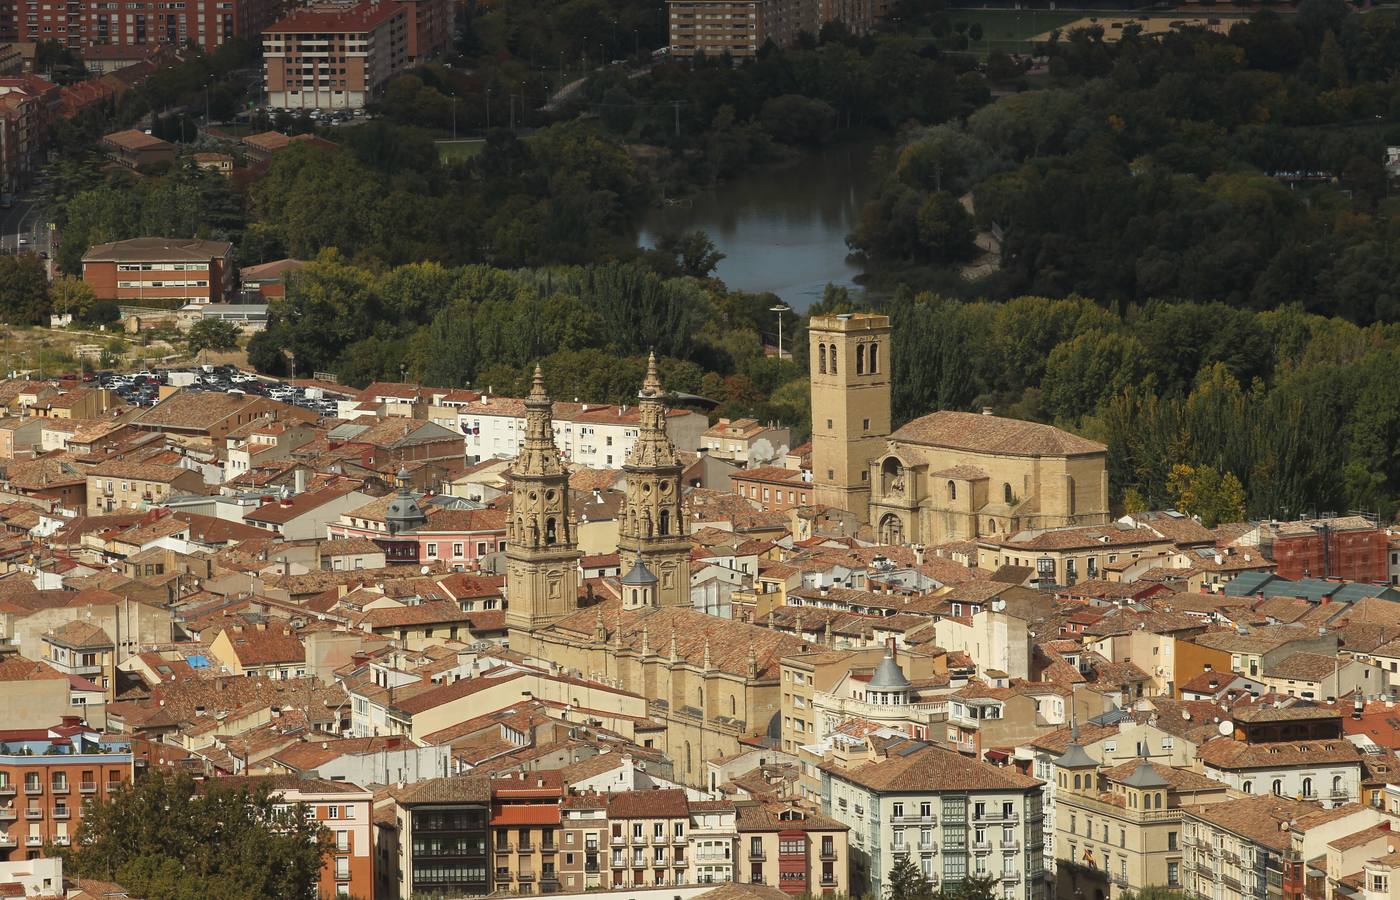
809, 313, 892, 523
617, 352, 690, 608
504, 366, 581, 650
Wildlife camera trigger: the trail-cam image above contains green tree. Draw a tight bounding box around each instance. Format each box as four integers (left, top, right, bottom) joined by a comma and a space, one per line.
1167, 463, 1247, 527
1041, 329, 1148, 422
886, 852, 934, 900
186, 319, 241, 354
50, 276, 96, 320
0, 255, 51, 324
915, 192, 977, 263
66, 771, 328, 900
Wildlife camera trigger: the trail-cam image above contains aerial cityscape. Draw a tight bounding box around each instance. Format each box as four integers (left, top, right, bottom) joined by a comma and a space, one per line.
0, 0, 1397, 898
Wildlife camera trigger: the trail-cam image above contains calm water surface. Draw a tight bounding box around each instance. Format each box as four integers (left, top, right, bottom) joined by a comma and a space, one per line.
636, 141, 881, 311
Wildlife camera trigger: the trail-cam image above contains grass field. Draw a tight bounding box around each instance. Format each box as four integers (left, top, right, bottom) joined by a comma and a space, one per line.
437, 139, 486, 163
941, 8, 1085, 55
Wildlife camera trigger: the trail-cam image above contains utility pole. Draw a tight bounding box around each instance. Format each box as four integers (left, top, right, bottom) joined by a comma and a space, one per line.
672, 100, 680, 137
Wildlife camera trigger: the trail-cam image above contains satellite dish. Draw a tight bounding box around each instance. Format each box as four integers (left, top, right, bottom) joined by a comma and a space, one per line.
420, 565, 430, 575
1218, 720, 1233, 736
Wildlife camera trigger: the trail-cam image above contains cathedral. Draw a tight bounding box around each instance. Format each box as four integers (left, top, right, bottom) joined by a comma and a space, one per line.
807, 312, 1111, 544
505, 355, 809, 787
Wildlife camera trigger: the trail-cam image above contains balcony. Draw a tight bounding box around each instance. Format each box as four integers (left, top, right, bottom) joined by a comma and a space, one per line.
1222, 875, 1242, 891
53, 835, 69, 846
1112, 876, 1128, 888
919, 842, 939, 853
1003, 872, 1022, 884
972, 841, 993, 853
974, 811, 1020, 825
518, 843, 534, 853
820, 848, 838, 861
24, 809, 42, 820
494, 869, 512, 881
53, 808, 70, 820
79, 783, 97, 794
611, 836, 625, 846
749, 850, 767, 861
892, 845, 910, 856
1001, 839, 1021, 851
632, 834, 648, 845
495, 843, 514, 854
0, 786, 13, 797
540, 844, 557, 854
25, 836, 42, 846
23, 783, 42, 796
892, 814, 938, 826
0, 808, 14, 822
0, 835, 13, 848
674, 835, 687, 845
518, 871, 536, 882
1332, 790, 1350, 800
50, 782, 69, 795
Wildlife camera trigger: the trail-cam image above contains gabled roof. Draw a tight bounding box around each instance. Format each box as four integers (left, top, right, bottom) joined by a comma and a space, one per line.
890, 410, 1105, 457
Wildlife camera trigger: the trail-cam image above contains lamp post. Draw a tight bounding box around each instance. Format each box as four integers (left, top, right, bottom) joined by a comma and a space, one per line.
770, 303, 790, 360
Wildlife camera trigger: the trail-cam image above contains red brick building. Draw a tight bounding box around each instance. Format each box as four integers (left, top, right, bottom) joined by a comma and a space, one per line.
15, 0, 288, 53
0, 75, 60, 194
82, 237, 235, 304
1265, 517, 1390, 583
731, 466, 813, 512
0, 717, 134, 862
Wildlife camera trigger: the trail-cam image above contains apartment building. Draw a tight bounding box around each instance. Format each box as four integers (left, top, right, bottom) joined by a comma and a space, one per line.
702, 418, 791, 465
1180, 795, 1325, 900
605, 788, 692, 888
99, 129, 176, 170
1195, 739, 1362, 808
736, 803, 849, 896
666, 0, 821, 58
732, 467, 812, 512
0, 75, 59, 194
1052, 737, 1228, 900
492, 771, 565, 894
81, 237, 235, 303
84, 460, 206, 514
0, 719, 133, 862
389, 775, 492, 900
41, 621, 116, 699
560, 795, 608, 892
820, 737, 1041, 900
18, 0, 285, 51
690, 799, 738, 886
229, 776, 375, 900
262, 1, 410, 111
454, 395, 707, 468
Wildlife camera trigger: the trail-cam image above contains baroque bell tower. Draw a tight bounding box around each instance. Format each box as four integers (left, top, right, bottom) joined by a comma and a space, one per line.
617, 352, 689, 608
505, 366, 581, 650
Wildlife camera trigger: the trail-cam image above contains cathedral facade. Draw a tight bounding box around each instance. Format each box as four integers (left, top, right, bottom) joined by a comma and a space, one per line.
506, 356, 809, 787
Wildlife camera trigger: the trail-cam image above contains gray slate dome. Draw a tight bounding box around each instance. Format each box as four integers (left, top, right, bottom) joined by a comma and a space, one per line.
1122, 759, 1169, 788
620, 556, 658, 586
868, 645, 911, 691
1054, 741, 1098, 769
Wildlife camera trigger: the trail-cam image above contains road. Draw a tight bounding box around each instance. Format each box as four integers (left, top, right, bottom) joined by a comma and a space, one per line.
0, 191, 52, 258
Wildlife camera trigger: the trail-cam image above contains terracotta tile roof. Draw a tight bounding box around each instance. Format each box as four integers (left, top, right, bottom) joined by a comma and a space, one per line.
86, 459, 192, 483
353, 600, 477, 630
320, 537, 383, 556
217, 622, 305, 666
735, 803, 847, 833
44, 620, 114, 650
991, 525, 1169, 552
131, 391, 273, 431
731, 466, 808, 485
390, 671, 525, 716
396, 774, 492, 805
1197, 738, 1361, 769
890, 410, 1105, 456
1328, 822, 1392, 851
607, 788, 689, 819
1191, 625, 1324, 654
100, 129, 174, 151
824, 742, 1040, 791
1100, 760, 1223, 792
244, 486, 357, 524
0, 655, 67, 681
1181, 794, 1321, 852
1264, 652, 1343, 681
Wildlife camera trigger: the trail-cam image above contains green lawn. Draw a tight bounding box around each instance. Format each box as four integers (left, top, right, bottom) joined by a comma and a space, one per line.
933, 9, 1093, 56
437, 139, 486, 163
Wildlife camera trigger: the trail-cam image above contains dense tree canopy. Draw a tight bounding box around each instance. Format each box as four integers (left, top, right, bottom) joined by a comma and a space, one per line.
66, 772, 327, 900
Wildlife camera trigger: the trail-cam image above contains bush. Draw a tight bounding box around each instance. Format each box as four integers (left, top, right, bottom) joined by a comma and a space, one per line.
83, 300, 121, 325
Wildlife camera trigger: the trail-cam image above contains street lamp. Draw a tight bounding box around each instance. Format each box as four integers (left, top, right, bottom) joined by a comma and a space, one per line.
770, 303, 791, 360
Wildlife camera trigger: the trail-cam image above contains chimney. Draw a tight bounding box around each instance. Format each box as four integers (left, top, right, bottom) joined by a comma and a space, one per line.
293, 468, 307, 495
981, 407, 994, 416
913, 544, 925, 566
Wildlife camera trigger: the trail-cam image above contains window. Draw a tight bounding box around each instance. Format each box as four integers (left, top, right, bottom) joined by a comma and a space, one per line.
1303, 777, 1314, 798
452, 543, 464, 557
1272, 779, 1283, 796
425, 543, 438, 558
947, 480, 956, 501
856, 344, 865, 374
869, 343, 879, 372
1333, 775, 1344, 796
1003, 483, 1013, 503
818, 345, 826, 374
1243, 781, 1253, 794
829, 345, 837, 374
893, 803, 905, 818
327, 806, 339, 819
1168, 832, 1177, 851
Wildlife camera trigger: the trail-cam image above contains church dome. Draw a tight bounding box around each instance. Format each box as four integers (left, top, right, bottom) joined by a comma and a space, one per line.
620, 556, 659, 586
868, 644, 911, 691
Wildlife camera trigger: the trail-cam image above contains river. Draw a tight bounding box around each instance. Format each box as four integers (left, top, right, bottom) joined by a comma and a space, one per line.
635, 140, 881, 311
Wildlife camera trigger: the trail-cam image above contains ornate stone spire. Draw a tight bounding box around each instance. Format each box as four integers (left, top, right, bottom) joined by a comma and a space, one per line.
746, 645, 758, 679
669, 627, 678, 663
641, 625, 651, 656
517, 364, 565, 477
594, 607, 606, 643
628, 351, 679, 470
703, 637, 712, 671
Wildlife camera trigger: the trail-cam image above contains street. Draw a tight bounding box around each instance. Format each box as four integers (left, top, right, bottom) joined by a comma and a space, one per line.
0, 191, 52, 258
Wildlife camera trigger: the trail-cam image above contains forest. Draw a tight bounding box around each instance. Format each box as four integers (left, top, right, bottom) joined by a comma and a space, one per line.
851, 0, 1400, 323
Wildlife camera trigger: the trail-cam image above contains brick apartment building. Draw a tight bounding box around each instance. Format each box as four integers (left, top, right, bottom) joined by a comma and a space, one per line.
262, 0, 411, 111
81, 237, 235, 304
0, 75, 58, 194
0, 718, 134, 862
11, 0, 288, 53
731, 466, 812, 512
1256, 516, 1391, 583
666, 0, 878, 58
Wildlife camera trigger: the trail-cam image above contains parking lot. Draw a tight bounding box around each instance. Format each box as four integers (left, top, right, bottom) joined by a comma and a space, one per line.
95, 365, 341, 416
